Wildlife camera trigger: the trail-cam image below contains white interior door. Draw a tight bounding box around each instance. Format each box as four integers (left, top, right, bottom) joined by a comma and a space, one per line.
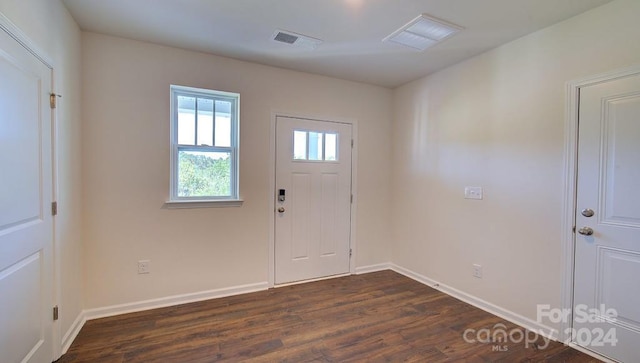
0, 26, 54, 363
275, 116, 352, 284
573, 72, 640, 363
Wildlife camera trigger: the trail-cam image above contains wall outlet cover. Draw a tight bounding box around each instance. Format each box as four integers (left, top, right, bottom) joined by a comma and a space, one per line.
465, 186, 483, 200
138, 260, 150, 274
472, 264, 483, 278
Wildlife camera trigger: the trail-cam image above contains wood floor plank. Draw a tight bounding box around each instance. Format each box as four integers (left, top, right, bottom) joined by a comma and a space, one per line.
56, 271, 601, 362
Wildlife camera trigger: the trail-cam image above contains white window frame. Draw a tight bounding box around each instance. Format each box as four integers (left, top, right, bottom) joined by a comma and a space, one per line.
166, 85, 242, 208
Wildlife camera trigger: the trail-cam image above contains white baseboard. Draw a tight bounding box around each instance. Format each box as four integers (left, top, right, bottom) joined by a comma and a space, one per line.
359, 262, 561, 342
383, 264, 617, 362
566, 342, 617, 363
355, 262, 391, 275
61, 281, 269, 354
388, 263, 559, 341
61, 311, 86, 355
84, 281, 269, 321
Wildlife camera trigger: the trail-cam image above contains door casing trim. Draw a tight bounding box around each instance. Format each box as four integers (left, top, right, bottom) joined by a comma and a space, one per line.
268, 111, 358, 288
561, 64, 640, 344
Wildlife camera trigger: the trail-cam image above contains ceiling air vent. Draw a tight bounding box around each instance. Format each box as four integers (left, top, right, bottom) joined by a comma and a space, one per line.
271, 30, 323, 50
274, 31, 298, 44
383, 14, 463, 51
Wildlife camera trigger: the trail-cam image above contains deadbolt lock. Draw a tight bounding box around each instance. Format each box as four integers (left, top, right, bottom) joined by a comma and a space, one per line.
581, 208, 595, 218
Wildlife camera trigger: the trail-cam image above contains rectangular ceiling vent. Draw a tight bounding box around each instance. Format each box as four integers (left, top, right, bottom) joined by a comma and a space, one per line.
271, 30, 323, 50
383, 14, 463, 51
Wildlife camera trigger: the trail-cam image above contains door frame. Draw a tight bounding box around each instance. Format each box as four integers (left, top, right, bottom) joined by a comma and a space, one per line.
561, 64, 640, 346
268, 111, 358, 287
0, 12, 60, 360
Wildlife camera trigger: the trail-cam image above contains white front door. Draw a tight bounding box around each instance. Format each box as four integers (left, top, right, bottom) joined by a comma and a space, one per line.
573, 72, 640, 362
275, 116, 352, 284
0, 26, 54, 362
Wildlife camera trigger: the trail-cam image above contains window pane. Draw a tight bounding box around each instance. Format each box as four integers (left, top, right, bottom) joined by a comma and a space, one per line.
177, 96, 195, 145
325, 133, 337, 161
178, 150, 231, 197
294, 131, 307, 160
215, 100, 232, 147
308, 132, 323, 161
196, 98, 213, 146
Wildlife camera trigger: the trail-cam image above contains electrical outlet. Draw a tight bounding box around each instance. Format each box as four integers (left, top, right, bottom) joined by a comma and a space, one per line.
138, 260, 150, 274
473, 264, 483, 278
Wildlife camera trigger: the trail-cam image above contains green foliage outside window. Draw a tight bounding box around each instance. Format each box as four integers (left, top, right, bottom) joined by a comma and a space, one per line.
178, 152, 230, 197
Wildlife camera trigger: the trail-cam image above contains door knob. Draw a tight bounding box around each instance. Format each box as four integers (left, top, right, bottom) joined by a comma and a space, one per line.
277, 207, 285, 213
581, 208, 595, 217
578, 227, 594, 236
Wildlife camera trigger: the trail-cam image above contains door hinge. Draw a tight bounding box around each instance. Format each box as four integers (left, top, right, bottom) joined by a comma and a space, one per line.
572, 226, 576, 233
349, 248, 353, 258
351, 139, 354, 148
53, 306, 59, 321
50, 93, 57, 109
51, 202, 58, 216
350, 194, 353, 204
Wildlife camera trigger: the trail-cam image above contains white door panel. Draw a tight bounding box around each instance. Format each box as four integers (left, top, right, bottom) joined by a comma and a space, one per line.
0, 25, 53, 363
574, 73, 640, 363
275, 116, 352, 284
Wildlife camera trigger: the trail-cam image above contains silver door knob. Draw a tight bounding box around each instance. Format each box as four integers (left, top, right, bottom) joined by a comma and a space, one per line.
277, 207, 285, 213
578, 227, 594, 236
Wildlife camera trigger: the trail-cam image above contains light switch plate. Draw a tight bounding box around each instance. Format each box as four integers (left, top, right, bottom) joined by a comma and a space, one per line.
464, 186, 483, 200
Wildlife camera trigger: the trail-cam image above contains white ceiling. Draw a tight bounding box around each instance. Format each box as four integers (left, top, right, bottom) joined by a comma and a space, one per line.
62, 0, 612, 88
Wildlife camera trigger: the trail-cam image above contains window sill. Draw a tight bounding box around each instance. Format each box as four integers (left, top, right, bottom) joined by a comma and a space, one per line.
163, 199, 244, 209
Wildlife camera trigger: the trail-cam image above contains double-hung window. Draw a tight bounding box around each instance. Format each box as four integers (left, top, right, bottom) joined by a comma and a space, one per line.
169, 85, 240, 205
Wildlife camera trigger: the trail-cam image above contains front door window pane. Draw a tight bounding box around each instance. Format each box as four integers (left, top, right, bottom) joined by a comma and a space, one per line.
294, 131, 307, 160
308, 132, 323, 161
325, 133, 337, 161
293, 130, 340, 162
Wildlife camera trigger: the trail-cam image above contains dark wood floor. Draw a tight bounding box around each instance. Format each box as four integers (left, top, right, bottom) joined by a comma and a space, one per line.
57, 271, 600, 362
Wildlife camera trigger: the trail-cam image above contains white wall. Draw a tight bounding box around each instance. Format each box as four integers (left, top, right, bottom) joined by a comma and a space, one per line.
0, 0, 83, 353
81, 33, 392, 309
391, 0, 640, 331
